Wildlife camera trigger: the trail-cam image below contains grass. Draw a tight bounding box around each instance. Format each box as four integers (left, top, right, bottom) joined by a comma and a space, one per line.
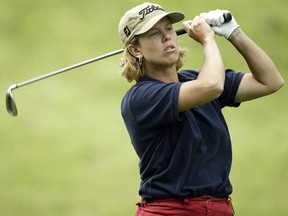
0, 0, 287, 215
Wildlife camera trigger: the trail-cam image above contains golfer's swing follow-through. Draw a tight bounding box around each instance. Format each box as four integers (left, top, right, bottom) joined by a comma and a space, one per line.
117, 2, 283, 216
5, 6, 232, 116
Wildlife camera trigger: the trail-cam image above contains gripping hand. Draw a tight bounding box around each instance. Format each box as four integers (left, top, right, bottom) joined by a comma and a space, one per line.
205, 9, 240, 39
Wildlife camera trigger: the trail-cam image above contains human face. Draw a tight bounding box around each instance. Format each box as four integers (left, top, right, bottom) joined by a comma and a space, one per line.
138, 17, 179, 71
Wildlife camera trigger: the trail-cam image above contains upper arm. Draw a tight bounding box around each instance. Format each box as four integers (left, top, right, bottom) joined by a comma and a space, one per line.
235, 73, 275, 103
178, 79, 223, 112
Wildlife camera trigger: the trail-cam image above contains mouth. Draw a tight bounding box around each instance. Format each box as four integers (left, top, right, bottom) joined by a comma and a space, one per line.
164, 45, 176, 52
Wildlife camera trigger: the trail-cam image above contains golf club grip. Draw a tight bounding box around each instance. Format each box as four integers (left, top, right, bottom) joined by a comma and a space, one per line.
176, 12, 232, 36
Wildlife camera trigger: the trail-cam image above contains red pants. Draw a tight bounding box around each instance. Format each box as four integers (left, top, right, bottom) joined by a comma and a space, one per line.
135, 196, 235, 216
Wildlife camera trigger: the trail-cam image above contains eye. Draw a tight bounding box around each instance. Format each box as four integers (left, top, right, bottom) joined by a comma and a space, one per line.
166, 25, 173, 31
150, 30, 160, 36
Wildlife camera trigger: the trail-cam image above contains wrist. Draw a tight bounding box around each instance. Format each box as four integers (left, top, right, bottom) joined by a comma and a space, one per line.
227, 27, 242, 41
202, 33, 216, 46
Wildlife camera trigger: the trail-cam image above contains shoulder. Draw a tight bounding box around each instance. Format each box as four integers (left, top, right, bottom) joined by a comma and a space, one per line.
122, 76, 182, 108
223, 68, 245, 88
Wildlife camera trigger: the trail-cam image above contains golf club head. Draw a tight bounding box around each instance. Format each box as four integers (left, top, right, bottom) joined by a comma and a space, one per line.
6, 84, 18, 116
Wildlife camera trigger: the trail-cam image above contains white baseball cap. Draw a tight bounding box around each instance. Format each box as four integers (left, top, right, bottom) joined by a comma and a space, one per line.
118, 2, 185, 46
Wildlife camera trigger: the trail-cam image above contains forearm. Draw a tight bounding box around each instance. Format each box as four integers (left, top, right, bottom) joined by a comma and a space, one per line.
229, 29, 284, 91
178, 38, 224, 112
198, 37, 225, 89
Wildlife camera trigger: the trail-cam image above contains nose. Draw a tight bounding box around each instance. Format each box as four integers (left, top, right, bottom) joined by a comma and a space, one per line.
163, 32, 172, 42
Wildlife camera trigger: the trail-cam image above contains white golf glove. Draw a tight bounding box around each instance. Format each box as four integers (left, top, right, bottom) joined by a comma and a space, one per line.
205, 9, 240, 39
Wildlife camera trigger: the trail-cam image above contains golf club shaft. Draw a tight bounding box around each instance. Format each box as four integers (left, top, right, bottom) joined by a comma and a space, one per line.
14, 48, 124, 89
13, 28, 184, 89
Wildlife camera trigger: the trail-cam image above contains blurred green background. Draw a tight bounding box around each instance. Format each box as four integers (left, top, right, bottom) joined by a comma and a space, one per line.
0, 0, 287, 215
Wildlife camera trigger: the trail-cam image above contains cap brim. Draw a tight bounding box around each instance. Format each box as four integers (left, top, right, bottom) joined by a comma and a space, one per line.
136, 11, 185, 35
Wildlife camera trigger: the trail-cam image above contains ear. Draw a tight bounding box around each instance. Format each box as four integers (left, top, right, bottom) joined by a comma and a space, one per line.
127, 44, 142, 59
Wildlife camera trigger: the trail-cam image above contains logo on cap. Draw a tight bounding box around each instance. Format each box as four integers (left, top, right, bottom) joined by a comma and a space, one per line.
139, 5, 164, 20
124, 25, 131, 37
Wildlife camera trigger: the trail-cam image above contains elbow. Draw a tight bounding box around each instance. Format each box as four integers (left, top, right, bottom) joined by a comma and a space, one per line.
276, 78, 285, 91
271, 78, 284, 93
214, 85, 224, 99
206, 80, 224, 99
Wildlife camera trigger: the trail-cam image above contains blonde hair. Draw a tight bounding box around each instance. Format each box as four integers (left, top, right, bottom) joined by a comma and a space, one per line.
119, 36, 186, 82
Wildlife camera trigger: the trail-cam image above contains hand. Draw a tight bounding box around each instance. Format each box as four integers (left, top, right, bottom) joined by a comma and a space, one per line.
183, 14, 215, 45
205, 9, 240, 39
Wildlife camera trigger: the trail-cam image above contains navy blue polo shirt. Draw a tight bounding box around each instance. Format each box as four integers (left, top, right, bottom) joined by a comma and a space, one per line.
121, 69, 244, 200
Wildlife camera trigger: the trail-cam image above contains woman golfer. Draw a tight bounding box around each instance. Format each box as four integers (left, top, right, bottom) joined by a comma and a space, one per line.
118, 2, 284, 216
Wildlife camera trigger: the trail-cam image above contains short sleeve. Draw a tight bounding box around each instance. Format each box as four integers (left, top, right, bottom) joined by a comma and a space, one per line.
218, 69, 245, 108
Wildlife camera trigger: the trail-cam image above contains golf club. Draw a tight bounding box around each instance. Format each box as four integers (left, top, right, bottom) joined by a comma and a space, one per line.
6, 49, 124, 116
6, 12, 232, 116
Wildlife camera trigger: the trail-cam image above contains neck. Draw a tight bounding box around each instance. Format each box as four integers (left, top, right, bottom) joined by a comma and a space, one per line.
144, 64, 179, 83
